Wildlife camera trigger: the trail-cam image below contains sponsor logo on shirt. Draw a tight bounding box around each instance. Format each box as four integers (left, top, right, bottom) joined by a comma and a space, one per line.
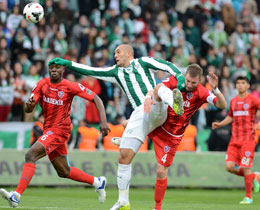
58, 91, 64, 98
164, 146, 170, 153
183, 100, 190, 107
233, 111, 249, 116
43, 95, 63, 106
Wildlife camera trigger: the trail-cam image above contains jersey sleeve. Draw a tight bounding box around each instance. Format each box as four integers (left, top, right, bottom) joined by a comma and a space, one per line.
228, 99, 234, 117
70, 82, 96, 101
162, 76, 177, 90
199, 85, 217, 105
31, 79, 45, 103
139, 57, 182, 76
254, 96, 260, 110
70, 62, 118, 83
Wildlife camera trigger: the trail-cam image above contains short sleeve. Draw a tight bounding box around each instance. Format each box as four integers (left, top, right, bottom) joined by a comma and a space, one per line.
228, 100, 233, 117
31, 79, 45, 103
70, 82, 95, 101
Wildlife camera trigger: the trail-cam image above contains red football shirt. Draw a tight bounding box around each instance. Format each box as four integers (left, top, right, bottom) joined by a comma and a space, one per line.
32, 78, 95, 131
161, 76, 217, 136
228, 93, 260, 141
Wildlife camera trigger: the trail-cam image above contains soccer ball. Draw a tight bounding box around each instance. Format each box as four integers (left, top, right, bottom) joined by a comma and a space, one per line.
23, 2, 44, 23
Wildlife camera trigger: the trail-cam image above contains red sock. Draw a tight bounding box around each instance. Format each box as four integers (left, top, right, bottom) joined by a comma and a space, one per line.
16, 163, 36, 195
244, 173, 255, 198
154, 177, 168, 210
67, 167, 94, 185
236, 168, 244, 176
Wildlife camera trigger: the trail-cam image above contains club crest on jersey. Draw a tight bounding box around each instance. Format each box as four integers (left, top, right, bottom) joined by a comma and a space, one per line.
243, 104, 249, 110
245, 151, 251, 157
134, 63, 140, 69
186, 92, 193, 100
58, 91, 64, 98
164, 146, 170, 153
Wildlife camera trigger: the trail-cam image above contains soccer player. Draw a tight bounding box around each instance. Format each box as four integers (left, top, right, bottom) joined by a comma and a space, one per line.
144, 64, 227, 210
212, 76, 260, 204
0, 64, 111, 208
49, 44, 185, 210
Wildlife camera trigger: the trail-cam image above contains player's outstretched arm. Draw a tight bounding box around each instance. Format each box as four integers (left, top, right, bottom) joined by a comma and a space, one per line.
48, 58, 117, 83
93, 95, 111, 136
207, 72, 227, 109
212, 116, 233, 129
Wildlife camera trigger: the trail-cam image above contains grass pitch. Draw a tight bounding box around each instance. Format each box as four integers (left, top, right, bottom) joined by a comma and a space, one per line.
0, 187, 259, 210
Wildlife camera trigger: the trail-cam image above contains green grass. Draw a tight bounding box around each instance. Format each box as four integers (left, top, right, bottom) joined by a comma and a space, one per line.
0, 187, 259, 210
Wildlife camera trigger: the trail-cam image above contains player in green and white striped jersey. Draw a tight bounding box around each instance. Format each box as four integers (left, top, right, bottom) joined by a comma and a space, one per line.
49, 44, 185, 210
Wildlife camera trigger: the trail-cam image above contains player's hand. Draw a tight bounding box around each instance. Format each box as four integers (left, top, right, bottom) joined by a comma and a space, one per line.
207, 72, 218, 90
48, 58, 72, 67
212, 122, 221, 130
99, 122, 111, 137
122, 119, 129, 128
176, 74, 186, 92
144, 97, 155, 114
25, 96, 36, 113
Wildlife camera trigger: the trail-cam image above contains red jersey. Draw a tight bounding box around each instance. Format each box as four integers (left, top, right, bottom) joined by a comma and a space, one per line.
32, 78, 95, 132
228, 93, 260, 141
161, 76, 217, 136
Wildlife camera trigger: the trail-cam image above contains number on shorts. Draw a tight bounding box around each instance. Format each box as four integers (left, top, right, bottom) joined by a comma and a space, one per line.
241, 157, 250, 166
161, 154, 167, 164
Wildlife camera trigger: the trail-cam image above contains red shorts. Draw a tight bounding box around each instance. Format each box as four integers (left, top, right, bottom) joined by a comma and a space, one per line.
226, 138, 256, 168
37, 128, 71, 161
149, 127, 182, 167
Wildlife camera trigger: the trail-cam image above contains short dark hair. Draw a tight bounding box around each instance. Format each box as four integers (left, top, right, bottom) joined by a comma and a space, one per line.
186, 64, 203, 78
235, 76, 249, 84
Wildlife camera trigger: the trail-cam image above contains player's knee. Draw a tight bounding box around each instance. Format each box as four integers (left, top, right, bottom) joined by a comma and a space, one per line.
225, 164, 234, 173
56, 169, 70, 178
118, 149, 134, 164
154, 84, 163, 102
25, 150, 36, 163
156, 167, 167, 179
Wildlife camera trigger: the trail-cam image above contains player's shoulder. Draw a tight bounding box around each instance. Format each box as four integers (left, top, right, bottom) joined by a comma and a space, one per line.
196, 84, 210, 95
37, 77, 49, 87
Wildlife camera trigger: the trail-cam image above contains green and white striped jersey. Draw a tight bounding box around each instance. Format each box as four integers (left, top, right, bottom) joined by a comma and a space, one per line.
70, 57, 181, 109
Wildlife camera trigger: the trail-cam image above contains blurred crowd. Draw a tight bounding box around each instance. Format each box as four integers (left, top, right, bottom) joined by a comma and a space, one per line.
0, 0, 260, 151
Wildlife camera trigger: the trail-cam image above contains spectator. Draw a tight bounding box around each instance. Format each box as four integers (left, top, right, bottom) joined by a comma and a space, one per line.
0, 68, 13, 121
10, 62, 26, 121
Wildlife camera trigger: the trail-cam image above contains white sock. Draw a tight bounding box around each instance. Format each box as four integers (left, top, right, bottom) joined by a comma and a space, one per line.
93, 177, 100, 188
117, 163, 132, 204
157, 85, 173, 109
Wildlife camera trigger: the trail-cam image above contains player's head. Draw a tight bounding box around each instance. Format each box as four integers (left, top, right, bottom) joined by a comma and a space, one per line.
185, 64, 203, 92
48, 64, 65, 83
114, 44, 134, 67
235, 76, 250, 93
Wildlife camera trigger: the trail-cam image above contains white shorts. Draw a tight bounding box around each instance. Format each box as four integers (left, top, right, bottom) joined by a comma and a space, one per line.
122, 101, 168, 143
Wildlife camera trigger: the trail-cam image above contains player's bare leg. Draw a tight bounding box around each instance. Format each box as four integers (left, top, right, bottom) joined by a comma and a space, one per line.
52, 155, 107, 203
